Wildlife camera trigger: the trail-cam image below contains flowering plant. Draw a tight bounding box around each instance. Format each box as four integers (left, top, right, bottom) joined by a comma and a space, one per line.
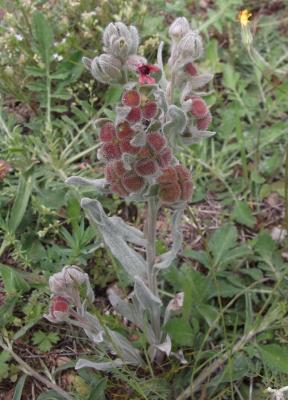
46, 17, 214, 371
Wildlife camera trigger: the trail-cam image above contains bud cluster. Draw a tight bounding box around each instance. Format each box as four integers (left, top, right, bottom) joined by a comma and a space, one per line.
168, 18, 213, 136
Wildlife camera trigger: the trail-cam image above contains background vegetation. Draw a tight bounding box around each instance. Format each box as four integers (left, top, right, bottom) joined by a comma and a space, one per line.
0, 0, 288, 398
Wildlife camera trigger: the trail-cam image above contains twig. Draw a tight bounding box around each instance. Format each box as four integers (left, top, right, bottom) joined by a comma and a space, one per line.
0, 339, 74, 400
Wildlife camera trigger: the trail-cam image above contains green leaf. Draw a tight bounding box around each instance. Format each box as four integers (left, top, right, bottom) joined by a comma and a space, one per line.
254, 231, 276, 260
8, 175, 33, 234
12, 374, 27, 400
258, 344, 288, 373
222, 64, 239, 91
196, 304, 218, 327
164, 318, 194, 347
32, 331, 60, 352
32, 11, 53, 65
0, 351, 11, 380
208, 224, 237, 267
232, 201, 256, 228
0, 264, 30, 294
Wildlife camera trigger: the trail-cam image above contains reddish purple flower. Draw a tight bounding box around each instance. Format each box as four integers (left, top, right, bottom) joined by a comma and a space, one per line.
157, 165, 193, 204
189, 96, 209, 119
99, 121, 139, 161
136, 64, 160, 85
46, 295, 70, 323
105, 160, 145, 197
122, 90, 158, 123
134, 132, 172, 177
197, 111, 212, 130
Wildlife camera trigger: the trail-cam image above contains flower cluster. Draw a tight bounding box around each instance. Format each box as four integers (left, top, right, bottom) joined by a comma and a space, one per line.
79, 17, 214, 206
168, 18, 213, 134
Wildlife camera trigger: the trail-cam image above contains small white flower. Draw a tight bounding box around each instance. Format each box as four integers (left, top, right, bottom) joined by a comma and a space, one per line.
53, 53, 63, 62
15, 34, 23, 41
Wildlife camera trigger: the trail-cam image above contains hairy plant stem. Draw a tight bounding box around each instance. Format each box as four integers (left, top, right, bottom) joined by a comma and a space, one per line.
146, 197, 158, 296
0, 338, 74, 400
146, 198, 162, 350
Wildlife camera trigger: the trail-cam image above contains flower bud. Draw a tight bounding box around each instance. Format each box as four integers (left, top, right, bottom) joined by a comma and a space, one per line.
190, 96, 209, 118
103, 22, 139, 61
90, 54, 122, 84
45, 295, 70, 323
49, 265, 94, 304
169, 17, 190, 41
196, 111, 212, 130
177, 30, 203, 60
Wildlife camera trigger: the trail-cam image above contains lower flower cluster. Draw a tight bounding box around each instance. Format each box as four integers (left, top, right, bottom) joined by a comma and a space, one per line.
98, 89, 192, 204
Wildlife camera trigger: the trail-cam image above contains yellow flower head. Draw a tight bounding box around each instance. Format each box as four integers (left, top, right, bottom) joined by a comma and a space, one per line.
239, 9, 252, 27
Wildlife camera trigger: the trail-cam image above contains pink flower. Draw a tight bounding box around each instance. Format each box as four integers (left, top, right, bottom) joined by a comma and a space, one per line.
45, 295, 70, 323
157, 165, 193, 204
122, 90, 158, 122
134, 132, 172, 177
105, 160, 145, 197
99, 121, 139, 161
136, 64, 160, 85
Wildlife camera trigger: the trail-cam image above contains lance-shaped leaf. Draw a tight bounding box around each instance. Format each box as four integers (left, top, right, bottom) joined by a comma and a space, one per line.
163, 105, 187, 147
66, 176, 110, 194
164, 292, 184, 325
180, 75, 214, 102
157, 41, 168, 91
81, 198, 146, 278
155, 209, 184, 270
134, 276, 162, 313
108, 289, 156, 344
107, 329, 143, 365
181, 127, 216, 145
75, 358, 123, 371
109, 216, 147, 247
155, 335, 172, 357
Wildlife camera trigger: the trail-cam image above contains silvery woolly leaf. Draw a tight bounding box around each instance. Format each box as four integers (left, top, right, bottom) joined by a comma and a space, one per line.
181, 129, 216, 145
108, 289, 155, 345
154, 88, 168, 115
155, 209, 183, 270
81, 198, 146, 278
109, 216, 147, 246
157, 41, 168, 91
180, 75, 213, 103
108, 289, 138, 324
155, 335, 172, 357
164, 292, 184, 325
131, 131, 147, 147
115, 105, 130, 125
107, 329, 143, 366
163, 105, 187, 147
75, 358, 123, 371
171, 349, 188, 364
65, 177, 110, 194
134, 276, 162, 312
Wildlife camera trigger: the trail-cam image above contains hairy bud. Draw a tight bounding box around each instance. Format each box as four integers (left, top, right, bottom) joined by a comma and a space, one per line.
90, 54, 122, 84
169, 17, 190, 41
49, 265, 94, 305
197, 111, 212, 130
177, 30, 203, 60
103, 22, 139, 61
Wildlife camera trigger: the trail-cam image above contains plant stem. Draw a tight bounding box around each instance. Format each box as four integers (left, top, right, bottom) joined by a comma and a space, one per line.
0, 339, 74, 400
146, 197, 158, 295
146, 197, 162, 351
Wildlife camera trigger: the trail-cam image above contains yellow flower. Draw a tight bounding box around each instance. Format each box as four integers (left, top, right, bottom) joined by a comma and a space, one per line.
239, 9, 252, 27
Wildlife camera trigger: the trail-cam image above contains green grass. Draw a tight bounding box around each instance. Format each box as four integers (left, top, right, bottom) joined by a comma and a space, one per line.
1, 0, 288, 398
